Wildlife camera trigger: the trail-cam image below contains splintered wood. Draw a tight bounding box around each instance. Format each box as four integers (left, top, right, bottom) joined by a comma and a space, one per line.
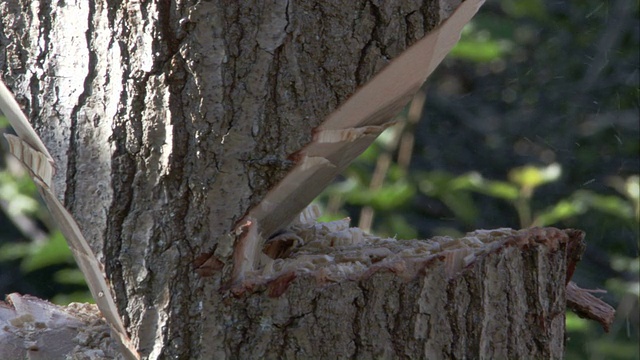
241, 0, 486, 242
233, 206, 589, 293
229, 206, 614, 335
0, 294, 119, 359
566, 282, 616, 332
0, 82, 139, 359
210, 208, 610, 359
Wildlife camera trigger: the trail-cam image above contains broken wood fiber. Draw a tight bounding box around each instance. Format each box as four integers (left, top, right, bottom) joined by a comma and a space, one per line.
216, 218, 587, 359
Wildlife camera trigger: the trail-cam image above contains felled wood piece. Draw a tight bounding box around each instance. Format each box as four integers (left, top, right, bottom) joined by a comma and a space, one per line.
0, 82, 138, 360
566, 282, 616, 332
0, 294, 120, 359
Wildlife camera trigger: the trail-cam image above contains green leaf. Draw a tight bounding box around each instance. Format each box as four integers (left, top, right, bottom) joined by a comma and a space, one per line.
583, 192, 634, 220
449, 17, 514, 62
386, 163, 408, 182
624, 175, 639, 201
381, 214, 418, 240
449, 172, 482, 190
357, 144, 380, 165
418, 170, 457, 196
345, 181, 415, 210
21, 231, 73, 272
54, 268, 88, 285
455, 172, 519, 200
311, 200, 350, 223
500, 0, 547, 20
323, 177, 359, 196
533, 198, 587, 227
508, 163, 561, 189
565, 312, 590, 332
607, 175, 639, 221
52, 291, 93, 306
371, 181, 415, 209
450, 39, 506, 62
478, 180, 519, 200
0, 171, 40, 216
0, 242, 32, 262
534, 190, 634, 226
441, 191, 479, 225
418, 171, 479, 225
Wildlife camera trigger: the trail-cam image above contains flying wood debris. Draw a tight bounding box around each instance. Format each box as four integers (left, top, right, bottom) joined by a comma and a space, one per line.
0, 83, 139, 360
233, 0, 486, 281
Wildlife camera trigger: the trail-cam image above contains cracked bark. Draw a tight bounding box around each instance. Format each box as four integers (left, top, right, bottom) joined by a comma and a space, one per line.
0, 0, 605, 359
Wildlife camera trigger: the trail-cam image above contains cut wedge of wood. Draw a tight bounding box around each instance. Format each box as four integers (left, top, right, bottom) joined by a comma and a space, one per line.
236, 0, 485, 278
0, 82, 140, 360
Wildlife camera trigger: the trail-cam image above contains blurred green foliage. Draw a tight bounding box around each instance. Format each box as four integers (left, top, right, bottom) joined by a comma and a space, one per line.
0, 0, 637, 358
316, 1, 639, 359
0, 132, 92, 304
0, 169, 39, 217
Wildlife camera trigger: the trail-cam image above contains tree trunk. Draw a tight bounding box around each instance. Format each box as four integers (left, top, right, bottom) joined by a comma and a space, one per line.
0, 0, 603, 359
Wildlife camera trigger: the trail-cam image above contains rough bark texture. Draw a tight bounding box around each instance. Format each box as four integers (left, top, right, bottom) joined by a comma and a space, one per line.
2, 226, 585, 359
0, 0, 590, 359
210, 225, 583, 360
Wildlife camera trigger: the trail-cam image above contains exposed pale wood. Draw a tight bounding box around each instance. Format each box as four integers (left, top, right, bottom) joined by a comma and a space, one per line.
0, 294, 119, 359
0, 98, 138, 358
243, 0, 483, 242
0, 83, 53, 162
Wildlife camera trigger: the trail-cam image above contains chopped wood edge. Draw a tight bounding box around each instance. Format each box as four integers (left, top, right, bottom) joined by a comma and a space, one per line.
232, 225, 586, 291
566, 281, 616, 332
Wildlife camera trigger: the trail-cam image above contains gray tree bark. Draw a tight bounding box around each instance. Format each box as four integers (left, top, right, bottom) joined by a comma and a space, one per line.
0, 0, 594, 359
